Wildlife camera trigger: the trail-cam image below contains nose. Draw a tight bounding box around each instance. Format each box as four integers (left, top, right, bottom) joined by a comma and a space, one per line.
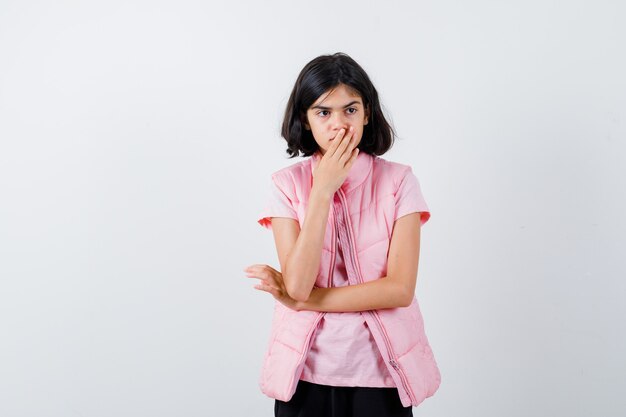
330, 112, 349, 131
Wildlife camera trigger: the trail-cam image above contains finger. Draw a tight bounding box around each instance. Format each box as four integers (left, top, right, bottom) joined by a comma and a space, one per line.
245, 264, 269, 270
245, 267, 277, 281
326, 128, 347, 158
338, 133, 359, 164
246, 271, 270, 280
244, 264, 276, 274
254, 283, 279, 297
246, 271, 276, 288
342, 147, 360, 168
331, 126, 354, 160
254, 283, 271, 292
246, 275, 279, 290
250, 276, 277, 290
243, 264, 262, 272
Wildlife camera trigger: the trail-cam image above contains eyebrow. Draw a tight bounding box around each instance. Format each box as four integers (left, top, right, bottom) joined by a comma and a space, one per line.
310, 100, 361, 110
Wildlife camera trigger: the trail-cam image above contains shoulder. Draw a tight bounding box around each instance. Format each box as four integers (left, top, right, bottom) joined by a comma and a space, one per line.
269, 158, 313, 194
371, 155, 416, 188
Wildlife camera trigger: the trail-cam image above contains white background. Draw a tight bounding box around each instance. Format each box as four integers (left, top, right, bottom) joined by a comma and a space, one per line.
1, 1, 625, 416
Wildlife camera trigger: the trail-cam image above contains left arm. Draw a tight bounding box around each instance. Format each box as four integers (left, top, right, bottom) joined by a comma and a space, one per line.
297, 212, 422, 312
247, 212, 423, 312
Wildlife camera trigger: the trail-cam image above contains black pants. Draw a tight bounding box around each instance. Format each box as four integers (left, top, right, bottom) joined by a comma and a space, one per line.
275, 380, 413, 417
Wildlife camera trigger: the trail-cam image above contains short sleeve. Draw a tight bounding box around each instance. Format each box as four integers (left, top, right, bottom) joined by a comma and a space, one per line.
257, 175, 299, 230
394, 168, 431, 225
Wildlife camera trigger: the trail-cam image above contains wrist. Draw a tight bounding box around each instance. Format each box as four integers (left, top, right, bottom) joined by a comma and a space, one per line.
311, 185, 334, 202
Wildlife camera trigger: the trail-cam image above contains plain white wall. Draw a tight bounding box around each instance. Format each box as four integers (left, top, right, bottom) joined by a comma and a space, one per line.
1, 1, 624, 416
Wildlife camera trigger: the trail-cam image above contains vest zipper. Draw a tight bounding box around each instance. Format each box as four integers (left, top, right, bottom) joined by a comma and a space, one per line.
329, 198, 336, 288
335, 189, 417, 405
369, 311, 417, 404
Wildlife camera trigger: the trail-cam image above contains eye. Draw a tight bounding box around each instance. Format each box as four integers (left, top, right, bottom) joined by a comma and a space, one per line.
317, 110, 330, 117
346, 107, 358, 115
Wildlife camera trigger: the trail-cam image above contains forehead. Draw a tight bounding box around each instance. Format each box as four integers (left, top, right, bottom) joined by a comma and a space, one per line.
311, 84, 363, 107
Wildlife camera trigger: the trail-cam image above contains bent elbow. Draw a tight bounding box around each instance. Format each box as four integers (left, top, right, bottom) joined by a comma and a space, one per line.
288, 289, 310, 303
398, 286, 414, 308
285, 281, 311, 303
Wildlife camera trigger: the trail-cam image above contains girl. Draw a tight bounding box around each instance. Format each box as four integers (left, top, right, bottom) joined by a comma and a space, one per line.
245, 52, 441, 417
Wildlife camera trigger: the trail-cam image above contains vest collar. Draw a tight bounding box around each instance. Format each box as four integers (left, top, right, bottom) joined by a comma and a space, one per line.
310, 150, 373, 193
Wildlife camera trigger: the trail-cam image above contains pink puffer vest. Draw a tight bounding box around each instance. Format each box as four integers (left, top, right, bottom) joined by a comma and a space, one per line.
257, 151, 441, 407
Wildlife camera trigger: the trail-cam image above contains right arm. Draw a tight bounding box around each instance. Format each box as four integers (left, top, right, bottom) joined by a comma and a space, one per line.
271, 188, 332, 302
272, 127, 359, 302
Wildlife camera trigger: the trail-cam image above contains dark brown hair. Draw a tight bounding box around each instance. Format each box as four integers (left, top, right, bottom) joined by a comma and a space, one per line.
281, 52, 395, 158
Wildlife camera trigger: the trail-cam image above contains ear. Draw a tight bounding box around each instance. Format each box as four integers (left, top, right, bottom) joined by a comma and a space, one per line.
364, 106, 370, 125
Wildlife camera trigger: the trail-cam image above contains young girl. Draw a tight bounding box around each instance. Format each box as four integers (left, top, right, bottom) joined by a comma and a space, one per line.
245, 52, 441, 417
